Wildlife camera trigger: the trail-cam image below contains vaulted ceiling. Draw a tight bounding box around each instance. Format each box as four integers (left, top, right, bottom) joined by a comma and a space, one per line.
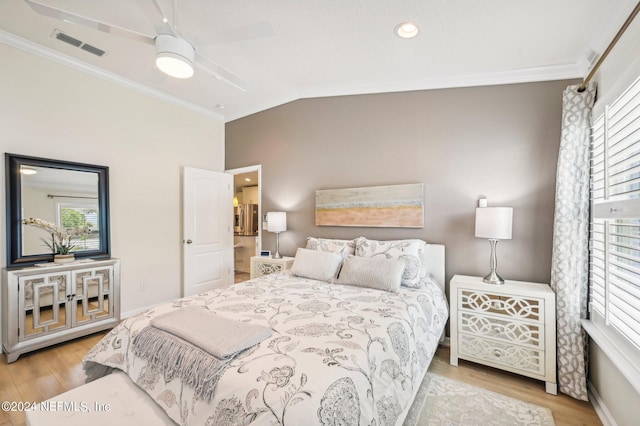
0, 0, 636, 122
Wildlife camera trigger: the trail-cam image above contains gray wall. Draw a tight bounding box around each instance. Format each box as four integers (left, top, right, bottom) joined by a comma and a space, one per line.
226, 79, 578, 292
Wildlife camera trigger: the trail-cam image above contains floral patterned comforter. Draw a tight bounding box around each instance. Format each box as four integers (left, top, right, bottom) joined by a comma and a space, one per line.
83, 272, 448, 426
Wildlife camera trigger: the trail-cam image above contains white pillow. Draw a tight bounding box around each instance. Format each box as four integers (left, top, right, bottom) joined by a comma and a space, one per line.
305, 237, 357, 256
291, 248, 344, 282
355, 238, 426, 287
336, 255, 405, 293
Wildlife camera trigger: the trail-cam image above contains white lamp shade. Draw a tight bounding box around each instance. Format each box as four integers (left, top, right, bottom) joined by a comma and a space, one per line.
267, 212, 287, 233
475, 207, 513, 240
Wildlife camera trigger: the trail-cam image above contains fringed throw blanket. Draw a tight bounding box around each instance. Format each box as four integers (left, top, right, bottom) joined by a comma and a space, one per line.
132, 306, 272, 401
150, 306, 273, 358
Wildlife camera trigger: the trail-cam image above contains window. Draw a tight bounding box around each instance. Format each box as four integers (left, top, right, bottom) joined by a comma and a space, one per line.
589, 74, 640, 357
56, 201, 100, 252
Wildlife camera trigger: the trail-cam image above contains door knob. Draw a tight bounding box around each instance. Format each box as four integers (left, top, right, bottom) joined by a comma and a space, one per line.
184, 239, 193, 244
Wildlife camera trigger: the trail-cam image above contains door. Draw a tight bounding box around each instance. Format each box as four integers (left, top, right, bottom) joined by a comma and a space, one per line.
19, 272, 71, 341
183, 167, 233, 297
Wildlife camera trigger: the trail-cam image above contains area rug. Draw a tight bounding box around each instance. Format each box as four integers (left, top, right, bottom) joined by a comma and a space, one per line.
403, 373, 555, 426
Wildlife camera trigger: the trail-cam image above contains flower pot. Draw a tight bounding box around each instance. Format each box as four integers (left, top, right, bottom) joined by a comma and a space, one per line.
54, 254, 75, 264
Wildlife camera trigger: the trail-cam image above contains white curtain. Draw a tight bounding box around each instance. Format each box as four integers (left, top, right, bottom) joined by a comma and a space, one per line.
550, 82, 596, 401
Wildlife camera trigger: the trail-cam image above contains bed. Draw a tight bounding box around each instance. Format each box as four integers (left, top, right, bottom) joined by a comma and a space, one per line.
29, 238, 448, 426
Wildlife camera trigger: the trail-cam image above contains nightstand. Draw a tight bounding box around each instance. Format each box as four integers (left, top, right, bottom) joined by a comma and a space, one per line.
449, 274, 557, 395
250, 256, 294, 279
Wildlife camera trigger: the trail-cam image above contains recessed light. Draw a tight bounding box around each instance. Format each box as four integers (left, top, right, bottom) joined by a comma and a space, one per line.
395, 22, 419, 39
20, 167, 37, 175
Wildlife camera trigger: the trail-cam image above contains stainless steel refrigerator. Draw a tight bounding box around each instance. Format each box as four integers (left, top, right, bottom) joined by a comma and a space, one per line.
234, 204, 259, 236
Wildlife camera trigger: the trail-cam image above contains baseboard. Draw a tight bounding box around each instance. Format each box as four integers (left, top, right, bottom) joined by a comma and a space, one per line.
121, 302, 163, 319
588, 381, 617, 426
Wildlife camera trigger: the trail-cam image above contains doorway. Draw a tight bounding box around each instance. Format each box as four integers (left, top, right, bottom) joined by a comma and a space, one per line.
226, 165, 261, 283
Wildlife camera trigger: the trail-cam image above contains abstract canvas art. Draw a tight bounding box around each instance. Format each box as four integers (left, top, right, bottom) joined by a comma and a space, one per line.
315, 183, 424, 228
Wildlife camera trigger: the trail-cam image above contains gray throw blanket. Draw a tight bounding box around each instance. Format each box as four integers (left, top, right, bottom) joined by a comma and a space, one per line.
132, 306, 272, 401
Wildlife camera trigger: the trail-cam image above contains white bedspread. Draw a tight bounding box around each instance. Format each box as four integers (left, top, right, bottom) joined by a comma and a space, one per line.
83, 272, 448, 425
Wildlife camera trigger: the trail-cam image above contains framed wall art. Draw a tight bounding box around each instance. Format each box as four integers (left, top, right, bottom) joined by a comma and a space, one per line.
315, 183, 424, 228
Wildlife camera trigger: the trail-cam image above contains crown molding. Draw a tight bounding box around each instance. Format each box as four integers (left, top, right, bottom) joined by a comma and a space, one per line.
0, 30, 223, 121
225, 92, 302, 123
1, 29, 585, 124
298, 63, 584, 100
226, 63, 584, 122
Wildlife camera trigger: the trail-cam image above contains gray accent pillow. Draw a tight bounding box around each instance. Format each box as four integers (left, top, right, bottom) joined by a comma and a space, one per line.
336, 255, 405, 293
291, 248, 344, 281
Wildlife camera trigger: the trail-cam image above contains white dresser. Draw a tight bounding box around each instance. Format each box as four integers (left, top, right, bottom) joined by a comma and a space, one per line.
250, 256, 294, 279
449, 274, 557, 394
2, 258, 120, 363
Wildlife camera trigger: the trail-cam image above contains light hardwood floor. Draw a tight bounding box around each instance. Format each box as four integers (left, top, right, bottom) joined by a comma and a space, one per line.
0, 334, 602, 426
0, 331, 106, 426
235, 271, 251, 283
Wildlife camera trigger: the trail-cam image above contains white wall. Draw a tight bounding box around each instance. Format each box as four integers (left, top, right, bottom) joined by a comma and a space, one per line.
0, 43, 225, 315
588, 8, 640, 426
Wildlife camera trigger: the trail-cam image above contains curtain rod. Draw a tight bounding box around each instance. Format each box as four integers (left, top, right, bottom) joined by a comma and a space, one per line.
578, 1, 640, 92
47, 194, 97, 199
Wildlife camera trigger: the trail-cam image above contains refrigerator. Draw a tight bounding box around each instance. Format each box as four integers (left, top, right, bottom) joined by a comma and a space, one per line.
234, 204, 259, 236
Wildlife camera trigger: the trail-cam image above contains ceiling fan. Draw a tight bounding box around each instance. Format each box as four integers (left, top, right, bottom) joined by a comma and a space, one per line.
25, 0, 274, 91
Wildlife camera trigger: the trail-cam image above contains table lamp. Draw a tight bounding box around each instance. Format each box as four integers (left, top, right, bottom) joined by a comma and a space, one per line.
475, 205, 513, 284
266, 212, 286, 259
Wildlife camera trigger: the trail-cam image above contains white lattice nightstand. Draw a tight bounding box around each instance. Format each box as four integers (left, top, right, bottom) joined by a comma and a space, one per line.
449, 275, 557, 395
250, 256, 294, 279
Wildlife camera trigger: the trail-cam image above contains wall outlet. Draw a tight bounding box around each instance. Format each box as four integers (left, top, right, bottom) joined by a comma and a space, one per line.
139, 281, 146, 291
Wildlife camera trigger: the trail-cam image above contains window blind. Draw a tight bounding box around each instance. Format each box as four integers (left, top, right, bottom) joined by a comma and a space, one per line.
589, 74, 640, 352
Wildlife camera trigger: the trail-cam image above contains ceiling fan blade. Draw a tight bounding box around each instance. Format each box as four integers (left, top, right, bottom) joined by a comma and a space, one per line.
133, 0, 178, 37
202, 21, 276, 45
25, 0, 154, 45
194, 52, 249, 92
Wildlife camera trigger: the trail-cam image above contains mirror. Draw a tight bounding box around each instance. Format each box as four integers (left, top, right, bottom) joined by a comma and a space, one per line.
5, 153, 110, 267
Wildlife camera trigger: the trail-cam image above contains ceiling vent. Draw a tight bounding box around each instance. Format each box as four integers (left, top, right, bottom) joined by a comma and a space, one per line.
52, 29, 106, 57
80, 43, 105, 57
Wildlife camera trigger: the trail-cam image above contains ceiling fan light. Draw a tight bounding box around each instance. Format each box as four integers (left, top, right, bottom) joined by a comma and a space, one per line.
155, 34, 195, 79
156, 54, 194, 78
20, 167, 37, 175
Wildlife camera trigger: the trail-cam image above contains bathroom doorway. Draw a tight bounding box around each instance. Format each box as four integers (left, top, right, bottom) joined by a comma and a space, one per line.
226, 164, 261, 283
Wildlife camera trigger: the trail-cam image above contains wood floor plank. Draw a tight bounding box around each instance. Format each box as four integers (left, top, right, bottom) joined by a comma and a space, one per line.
0, 332, 602, 426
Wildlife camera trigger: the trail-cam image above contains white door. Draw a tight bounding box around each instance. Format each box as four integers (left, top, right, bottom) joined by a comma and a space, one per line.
183, 167, 233, 297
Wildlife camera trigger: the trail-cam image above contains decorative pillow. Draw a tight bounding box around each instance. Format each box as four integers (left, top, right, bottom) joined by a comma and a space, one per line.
291, 248, 344, 282
336, 255, 405, 293
355, 238, 426, 287
305, 237, 357, 256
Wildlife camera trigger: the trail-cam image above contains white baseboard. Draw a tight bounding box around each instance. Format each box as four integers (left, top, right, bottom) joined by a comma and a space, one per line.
121, 303, 163, 319
588, 381, 617, 426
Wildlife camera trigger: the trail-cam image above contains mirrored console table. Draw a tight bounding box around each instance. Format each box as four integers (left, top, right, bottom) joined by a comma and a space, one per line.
2, 258, 120, 363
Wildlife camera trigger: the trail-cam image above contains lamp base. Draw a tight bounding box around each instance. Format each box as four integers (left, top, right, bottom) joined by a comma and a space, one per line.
272, 233, 282, 259
483, 270, 505, 285
482, 239, 505, 285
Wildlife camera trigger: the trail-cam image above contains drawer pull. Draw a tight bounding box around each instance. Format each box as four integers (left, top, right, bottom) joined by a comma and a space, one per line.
493, 350, 502, 358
